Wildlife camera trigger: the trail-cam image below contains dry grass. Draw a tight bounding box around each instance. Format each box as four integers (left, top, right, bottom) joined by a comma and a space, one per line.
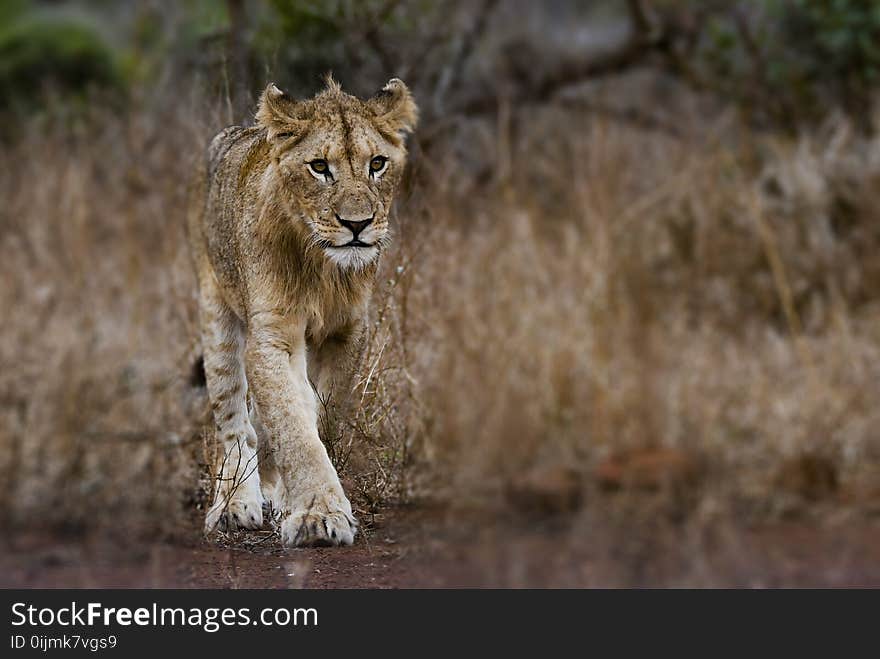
2, 89, 879, 547
0, 100, 212, 537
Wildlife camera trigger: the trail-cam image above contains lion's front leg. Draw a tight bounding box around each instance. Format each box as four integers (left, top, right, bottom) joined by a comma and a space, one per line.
246, 316, 356, 547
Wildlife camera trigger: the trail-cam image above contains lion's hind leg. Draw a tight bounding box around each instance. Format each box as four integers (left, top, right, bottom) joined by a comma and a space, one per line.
199, 270, 264, 534
248, 398, 283, 515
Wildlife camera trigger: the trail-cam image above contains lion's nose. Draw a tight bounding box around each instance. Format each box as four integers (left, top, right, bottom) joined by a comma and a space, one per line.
336, 214, 373, 239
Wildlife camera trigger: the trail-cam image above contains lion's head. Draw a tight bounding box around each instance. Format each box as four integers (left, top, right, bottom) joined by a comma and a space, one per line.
256, 77, 418, 270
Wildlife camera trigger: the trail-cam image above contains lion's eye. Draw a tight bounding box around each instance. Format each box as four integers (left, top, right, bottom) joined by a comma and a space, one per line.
308, 159, 331, 177
369, 156, 387, 174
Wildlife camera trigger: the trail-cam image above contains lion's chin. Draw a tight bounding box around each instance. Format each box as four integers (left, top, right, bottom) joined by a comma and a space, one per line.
324, 244, 379, 270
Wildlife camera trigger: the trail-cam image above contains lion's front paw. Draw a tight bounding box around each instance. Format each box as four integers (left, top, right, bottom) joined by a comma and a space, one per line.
281, 496, 357, 547
205, 485, 264, 534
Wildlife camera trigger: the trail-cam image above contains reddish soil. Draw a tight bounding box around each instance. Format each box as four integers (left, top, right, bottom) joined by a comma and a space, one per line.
2, 505, 879, 588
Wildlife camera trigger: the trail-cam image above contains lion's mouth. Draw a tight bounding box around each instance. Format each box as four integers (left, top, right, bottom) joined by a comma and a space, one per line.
335, 240, 373, 248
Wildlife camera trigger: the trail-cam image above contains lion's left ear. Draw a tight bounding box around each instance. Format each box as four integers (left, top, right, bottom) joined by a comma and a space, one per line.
367, 78, 418, 143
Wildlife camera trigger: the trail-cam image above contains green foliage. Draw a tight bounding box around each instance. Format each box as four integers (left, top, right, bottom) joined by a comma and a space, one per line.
254, 0, 430, 97
0, 14, 121, 113
254, 0, 349, 94
266, 0, 347, 41
0, 0, 29, 25
779, 0, 880, 84
686, 0, 880, 125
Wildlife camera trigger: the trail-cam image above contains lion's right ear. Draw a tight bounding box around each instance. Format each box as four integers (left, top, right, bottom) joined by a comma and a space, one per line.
256, 83, 309, 141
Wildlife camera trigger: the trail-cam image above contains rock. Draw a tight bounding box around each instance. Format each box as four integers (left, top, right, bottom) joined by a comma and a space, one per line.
596, 447, 700, 493
506, 465, 584, 515
774, 453, 839, 501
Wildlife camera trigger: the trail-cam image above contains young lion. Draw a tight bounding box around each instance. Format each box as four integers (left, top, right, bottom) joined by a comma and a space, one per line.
189, 78, 417, 547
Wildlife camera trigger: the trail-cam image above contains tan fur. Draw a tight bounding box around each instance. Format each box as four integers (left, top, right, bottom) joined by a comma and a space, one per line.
189, 78, 417, 546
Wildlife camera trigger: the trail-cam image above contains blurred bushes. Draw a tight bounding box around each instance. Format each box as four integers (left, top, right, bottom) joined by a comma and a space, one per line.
676, 0, 880, 126
2, 0, 878, 131
253, 0, 432, 99
253, 0, 351, 97
0, 10, 121, 114
778, 0, 880, 115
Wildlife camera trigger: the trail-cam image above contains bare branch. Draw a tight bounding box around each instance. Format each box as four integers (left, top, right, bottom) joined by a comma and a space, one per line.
626, 0, 652, 36
433, 0, 500, 112
439, 2, 703, 121
361, 0, 402, 74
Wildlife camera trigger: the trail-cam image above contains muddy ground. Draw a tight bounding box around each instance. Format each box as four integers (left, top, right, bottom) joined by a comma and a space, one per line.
2, 504, 879, 588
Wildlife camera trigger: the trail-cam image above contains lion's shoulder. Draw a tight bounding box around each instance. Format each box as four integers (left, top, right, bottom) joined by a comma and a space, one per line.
206, 125, 266, 183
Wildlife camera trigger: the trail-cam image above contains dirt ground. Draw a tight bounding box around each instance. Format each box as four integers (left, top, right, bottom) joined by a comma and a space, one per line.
2, 504, 879, 588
